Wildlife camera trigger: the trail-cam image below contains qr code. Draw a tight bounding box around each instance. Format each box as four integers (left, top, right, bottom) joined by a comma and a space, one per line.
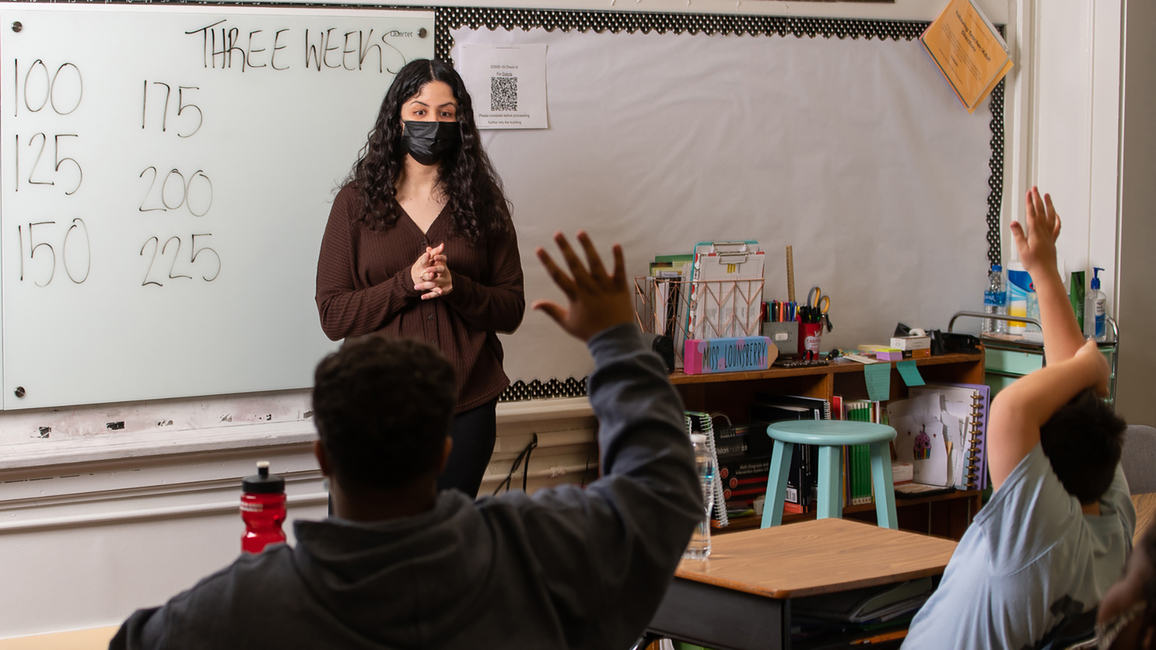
491, 76, 518, 111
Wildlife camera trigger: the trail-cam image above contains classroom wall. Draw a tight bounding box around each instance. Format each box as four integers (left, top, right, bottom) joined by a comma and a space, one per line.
1031, 0, 1121, 300
1115, 0, 1156, 428
0, 398, 595, 637
6, 0, 1150, 638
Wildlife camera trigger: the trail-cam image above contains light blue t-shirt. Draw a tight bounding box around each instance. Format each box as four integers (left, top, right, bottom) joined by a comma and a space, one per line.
903, 444, 1136, 650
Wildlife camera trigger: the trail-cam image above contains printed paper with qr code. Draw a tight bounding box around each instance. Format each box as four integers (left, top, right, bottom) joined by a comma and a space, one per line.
458, 43, 548, 129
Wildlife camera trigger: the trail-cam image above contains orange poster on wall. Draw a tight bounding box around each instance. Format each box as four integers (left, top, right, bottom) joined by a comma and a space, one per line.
920, 0, 1013, 113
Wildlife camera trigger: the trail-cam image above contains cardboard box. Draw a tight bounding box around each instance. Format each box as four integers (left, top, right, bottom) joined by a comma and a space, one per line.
891, 335, 931, 351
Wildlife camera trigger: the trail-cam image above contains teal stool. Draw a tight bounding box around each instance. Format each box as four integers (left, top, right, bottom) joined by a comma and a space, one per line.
760, 420, 898, 529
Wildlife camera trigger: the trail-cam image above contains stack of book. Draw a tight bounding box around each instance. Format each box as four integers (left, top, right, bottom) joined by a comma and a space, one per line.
842, 398, 882, 508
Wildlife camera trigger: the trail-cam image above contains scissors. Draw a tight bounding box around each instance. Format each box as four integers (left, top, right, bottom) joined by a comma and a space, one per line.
807, 286, 833, 332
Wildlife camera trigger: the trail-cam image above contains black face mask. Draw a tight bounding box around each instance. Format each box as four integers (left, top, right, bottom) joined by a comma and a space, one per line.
401, 121, 460, 166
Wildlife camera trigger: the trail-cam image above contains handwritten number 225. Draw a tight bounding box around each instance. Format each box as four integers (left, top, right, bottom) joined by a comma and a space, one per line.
140, 234, 220, 287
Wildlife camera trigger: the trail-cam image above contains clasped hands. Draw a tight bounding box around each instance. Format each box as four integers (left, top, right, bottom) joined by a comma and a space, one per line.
411, 243, 452, 300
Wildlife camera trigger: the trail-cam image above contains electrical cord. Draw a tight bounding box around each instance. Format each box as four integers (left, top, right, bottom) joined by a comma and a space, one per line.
492, 434, 538, 496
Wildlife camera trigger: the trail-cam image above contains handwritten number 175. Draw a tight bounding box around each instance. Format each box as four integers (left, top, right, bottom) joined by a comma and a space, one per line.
142, 81, 202, 138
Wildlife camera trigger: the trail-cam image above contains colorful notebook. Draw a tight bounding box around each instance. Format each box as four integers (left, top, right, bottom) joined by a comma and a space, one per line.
905, 383, 990, 490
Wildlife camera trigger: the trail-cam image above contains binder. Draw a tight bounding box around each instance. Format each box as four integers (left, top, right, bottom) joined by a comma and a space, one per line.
905, 383, 990, 490
751, 393, 832, 512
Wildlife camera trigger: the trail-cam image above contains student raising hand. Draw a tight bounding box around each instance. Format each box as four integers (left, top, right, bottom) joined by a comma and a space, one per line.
533, 231, 634, 342
1010, 187, 1084, 364
1010, 186, 1062, 278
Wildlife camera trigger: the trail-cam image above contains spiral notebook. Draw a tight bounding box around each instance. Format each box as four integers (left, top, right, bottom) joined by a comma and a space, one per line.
685, 411, 729, 527
906, 383, 991, 490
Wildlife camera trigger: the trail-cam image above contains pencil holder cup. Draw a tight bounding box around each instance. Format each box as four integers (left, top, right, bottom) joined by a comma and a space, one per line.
762, 321, 798, 357
799, 322, 822, 359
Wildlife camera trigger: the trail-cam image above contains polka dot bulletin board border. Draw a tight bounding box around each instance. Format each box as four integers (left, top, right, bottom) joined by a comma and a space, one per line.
437, 8, 1005, 402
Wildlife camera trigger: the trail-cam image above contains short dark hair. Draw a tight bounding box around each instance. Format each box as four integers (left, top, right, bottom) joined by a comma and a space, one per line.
312, 336, 456, 491
1039, 388, 1126, 505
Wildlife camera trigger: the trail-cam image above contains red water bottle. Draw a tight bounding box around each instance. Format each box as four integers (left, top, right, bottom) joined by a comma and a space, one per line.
241, 461, 286, 554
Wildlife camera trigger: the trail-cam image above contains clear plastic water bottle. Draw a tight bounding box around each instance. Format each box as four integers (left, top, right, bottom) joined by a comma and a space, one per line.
684, 433, 715, 561
982, 264, 1007, 336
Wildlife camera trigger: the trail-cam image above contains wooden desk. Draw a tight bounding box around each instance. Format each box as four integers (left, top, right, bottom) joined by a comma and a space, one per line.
647, 518, 957, 650
1134, 493, 1156, 545
0, 626, 117, 649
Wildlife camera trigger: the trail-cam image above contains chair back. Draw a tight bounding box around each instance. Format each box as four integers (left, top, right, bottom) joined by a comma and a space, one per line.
1122, 424, 1156, 494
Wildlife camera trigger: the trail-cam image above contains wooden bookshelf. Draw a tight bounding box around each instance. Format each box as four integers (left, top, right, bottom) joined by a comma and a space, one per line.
675, 350, 986, 541
717, 490, 984, 541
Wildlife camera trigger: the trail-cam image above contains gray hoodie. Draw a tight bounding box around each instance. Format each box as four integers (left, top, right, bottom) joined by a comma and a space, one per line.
111, 324, 702, 649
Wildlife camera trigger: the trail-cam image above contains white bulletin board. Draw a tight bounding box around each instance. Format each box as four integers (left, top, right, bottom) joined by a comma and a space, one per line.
446, 14, 1000, 391
0, 4, 435, 409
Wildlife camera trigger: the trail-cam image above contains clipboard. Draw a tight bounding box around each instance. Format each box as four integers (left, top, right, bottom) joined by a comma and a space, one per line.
687, 241, 766, 339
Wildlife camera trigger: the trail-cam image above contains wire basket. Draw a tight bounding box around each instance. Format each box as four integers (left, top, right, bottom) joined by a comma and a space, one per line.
635, 276, 765, 367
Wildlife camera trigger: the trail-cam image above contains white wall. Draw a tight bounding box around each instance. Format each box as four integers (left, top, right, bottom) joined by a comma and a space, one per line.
1115, 0, 1156, 427
1029, 0, 1121, 296
1018, 0, 1156, 425
0, 398, 595, 638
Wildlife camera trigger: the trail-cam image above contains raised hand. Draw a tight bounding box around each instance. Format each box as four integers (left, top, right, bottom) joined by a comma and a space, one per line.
533, 231, 634, 342
1010, 186, 1062, 278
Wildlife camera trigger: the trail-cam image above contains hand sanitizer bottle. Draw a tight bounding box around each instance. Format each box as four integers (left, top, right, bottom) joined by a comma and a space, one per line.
1084, 267, 1107, 341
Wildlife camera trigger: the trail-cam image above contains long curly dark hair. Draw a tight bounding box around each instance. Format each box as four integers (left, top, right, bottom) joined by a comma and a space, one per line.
345, 58, 512, 242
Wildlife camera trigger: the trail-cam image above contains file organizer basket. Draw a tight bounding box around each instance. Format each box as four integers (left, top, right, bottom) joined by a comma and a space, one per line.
634, 276, 766, 368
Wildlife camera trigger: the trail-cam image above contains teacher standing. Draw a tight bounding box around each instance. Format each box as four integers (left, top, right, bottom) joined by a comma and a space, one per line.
316, 59, 524, 498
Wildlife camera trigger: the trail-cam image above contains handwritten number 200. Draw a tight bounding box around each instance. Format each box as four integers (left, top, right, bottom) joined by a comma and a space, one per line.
138, 167, 212, 216
140, 234, 221, 287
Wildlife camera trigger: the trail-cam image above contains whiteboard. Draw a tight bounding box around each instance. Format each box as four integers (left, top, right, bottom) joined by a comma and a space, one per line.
453, 26, 995, 386
0, 4, 435, 409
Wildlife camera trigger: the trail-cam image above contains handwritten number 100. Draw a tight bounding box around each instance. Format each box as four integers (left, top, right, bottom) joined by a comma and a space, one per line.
14, 59, 83, 117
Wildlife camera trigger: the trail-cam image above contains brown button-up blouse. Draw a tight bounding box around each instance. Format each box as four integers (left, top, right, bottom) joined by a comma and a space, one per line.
315, 186, 525, 412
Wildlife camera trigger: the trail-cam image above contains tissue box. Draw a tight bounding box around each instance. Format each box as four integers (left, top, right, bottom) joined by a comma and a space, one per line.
891, 336, 931, 351
762, 321, 799, 357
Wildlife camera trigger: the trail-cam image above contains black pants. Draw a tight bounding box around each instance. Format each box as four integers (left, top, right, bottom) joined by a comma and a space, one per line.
437, 398, 498, 499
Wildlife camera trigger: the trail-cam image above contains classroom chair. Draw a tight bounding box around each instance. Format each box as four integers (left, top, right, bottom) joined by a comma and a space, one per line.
1122, 424, 1156, 494
761, 420, 898, 529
